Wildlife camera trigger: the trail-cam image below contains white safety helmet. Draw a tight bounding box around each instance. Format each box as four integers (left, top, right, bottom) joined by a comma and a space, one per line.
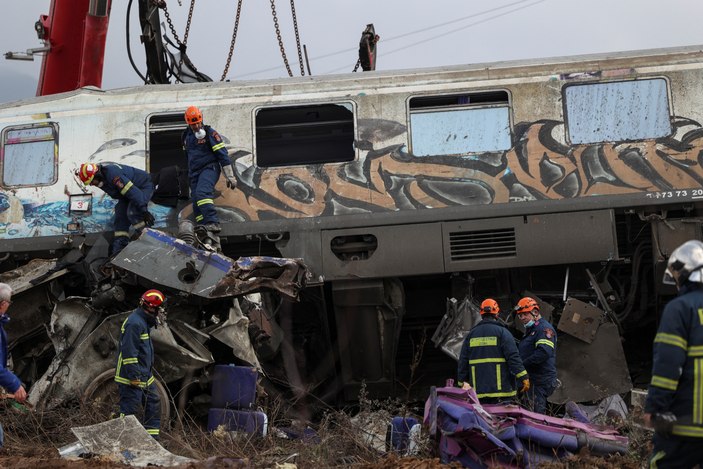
663, 239, 703, 287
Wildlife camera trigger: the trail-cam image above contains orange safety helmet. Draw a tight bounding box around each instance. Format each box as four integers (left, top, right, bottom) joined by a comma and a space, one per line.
515, 297, 539, 315
141, 289, 166, 310
77, 163, 99, 185
184, 105, 203, 125
480, 298, 500, 315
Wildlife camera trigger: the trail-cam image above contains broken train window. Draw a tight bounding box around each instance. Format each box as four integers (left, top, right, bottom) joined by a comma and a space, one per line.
564, 78, 672, 144
408, 90, 512, 156
1, 123, 58, 187
255, 102, 356, 167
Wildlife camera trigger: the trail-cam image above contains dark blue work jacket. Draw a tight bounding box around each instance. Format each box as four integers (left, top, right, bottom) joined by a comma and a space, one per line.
645, 282, 703, 438
115, 308, 157, 388
458, 316, 528, 399
0, 315, 20, 393
100, 163, 153, 215
182, 125, 231, 175
518, 318, 557, 385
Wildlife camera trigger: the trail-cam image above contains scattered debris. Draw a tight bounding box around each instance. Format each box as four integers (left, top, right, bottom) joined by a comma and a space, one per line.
425, 385, 629, 467
62, 415, 194, 466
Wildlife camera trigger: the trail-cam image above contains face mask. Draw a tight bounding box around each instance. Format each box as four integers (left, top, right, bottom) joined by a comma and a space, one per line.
525, 320, 535, 328
97, 181, 104, 188
195, 128, 206, 139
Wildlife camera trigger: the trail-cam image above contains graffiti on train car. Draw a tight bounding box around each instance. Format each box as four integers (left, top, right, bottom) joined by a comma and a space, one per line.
2, 117, 703, 237
216, 117, 703, 219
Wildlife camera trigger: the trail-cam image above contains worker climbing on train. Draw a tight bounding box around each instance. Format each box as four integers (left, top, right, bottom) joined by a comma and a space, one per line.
182, 105, 237, 233
457, 298, 530, 403
76, 162, 155, 255
514, 296, 557, 414
115, 289, 167, 439
644, 240, 703, 468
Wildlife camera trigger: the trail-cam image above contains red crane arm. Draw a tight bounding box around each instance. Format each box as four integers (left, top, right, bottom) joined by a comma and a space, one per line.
36, 0, 111, 96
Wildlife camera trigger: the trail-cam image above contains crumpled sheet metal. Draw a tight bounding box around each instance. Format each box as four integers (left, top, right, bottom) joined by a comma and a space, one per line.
0, 258, 69, 294
424, 386, 628, 467
68, 415, 194, 467
112, 230, 308, 301
431, 297, 481, 361
211, 256, 309, 301
209, 300, 261, 370
111, 228, 233, 298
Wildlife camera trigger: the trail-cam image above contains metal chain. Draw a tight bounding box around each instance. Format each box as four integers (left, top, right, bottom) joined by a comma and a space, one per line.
289, 0, 305, 76
270, 0, 293, 77
353, 58, 361, 73
220, 0, 243, 81
182, 0, 196, 46
159, 0, 183, 46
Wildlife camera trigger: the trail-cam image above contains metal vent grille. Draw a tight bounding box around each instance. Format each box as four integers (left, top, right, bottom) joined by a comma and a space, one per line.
449, 228, 516, 261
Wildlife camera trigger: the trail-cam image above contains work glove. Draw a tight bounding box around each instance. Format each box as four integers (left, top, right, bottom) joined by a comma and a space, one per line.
651, 412, 677, 434
520, 378, 531, 394
129, 379, 142, 388
461, 381, 472, 391
143, 211, 155, 227
223, 164, 237, 190
131, 212, 154, 231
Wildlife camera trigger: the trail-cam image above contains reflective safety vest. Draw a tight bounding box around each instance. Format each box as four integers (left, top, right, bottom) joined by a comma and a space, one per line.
645, 283, 703, 438
115, 308, 156, 388
458, 317, 528, 399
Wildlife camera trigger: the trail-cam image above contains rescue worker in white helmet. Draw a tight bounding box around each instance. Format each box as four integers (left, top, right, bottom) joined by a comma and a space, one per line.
514, 297, 557, 414
76, 162, 155, 255
644, 240, 703, 467
182, 105, 237, 233
457, 298, 529, 403
114, 289, 166, 439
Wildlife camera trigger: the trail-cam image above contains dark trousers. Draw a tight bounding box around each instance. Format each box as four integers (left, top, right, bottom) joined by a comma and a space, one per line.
190, 164, 220, 225
112, 184, 155, 254
118, 382, 161, 438
524, 380, 556, 414
649, 433, 703, 468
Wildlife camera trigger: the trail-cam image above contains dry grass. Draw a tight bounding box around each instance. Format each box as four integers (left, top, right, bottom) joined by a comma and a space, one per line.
0, 396, 653, 468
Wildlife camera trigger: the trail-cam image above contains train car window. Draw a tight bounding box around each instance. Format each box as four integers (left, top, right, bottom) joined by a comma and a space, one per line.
255, 103, 355, 167
409, 91, 511, 155
1, 123, 58, 187
564, 78, 671, 144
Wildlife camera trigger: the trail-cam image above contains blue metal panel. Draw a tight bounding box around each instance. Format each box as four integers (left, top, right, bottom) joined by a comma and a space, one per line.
565, 79, 671, 144
410, 107, 511, 155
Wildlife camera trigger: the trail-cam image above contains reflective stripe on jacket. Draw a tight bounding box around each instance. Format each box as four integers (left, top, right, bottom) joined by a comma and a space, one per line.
115, 308, 155, 388
182, 125, 231, 175
518, 318, 557, 385
100, 163, 154, 215
645, 283, 703, 438
458, 316, 527, 399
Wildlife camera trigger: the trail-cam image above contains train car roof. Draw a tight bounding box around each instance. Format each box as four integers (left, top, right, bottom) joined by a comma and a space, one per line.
2, 44, 702, 116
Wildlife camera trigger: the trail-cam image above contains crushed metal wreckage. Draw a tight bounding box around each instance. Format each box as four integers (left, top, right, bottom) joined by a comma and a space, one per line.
0, 228, 310, 420
425, 385, 629, 467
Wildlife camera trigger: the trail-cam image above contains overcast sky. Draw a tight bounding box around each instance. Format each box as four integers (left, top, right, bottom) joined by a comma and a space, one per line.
1, 0, 701, 103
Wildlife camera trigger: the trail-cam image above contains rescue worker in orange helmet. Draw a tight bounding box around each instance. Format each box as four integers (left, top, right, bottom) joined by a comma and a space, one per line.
644, 240, 703, 467
182, 106, 237, 233
514, 296, 557, 414
115, 289, 167, 439
457, 298, 529, 403
76, 162, 155, 255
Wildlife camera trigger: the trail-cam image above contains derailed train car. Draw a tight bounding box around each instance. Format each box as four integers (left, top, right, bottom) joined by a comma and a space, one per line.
2, 45, 703, 409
